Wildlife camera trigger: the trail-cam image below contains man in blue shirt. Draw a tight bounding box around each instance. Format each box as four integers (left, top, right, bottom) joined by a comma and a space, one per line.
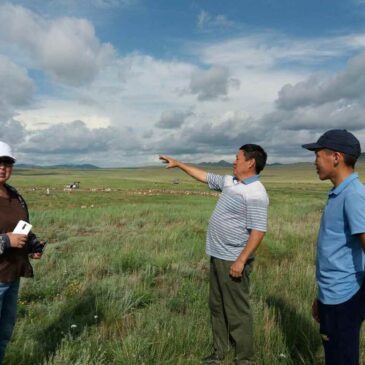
302, 129, 365, 365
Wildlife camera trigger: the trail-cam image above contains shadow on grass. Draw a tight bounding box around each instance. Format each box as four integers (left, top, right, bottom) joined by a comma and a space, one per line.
31, 290, 99, 364
266, 296, 321, 365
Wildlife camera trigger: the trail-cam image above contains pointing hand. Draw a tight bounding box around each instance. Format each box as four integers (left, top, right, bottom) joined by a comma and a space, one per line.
159, 155, 179, 168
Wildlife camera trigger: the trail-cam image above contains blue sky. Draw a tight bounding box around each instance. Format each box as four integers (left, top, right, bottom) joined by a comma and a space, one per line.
1, 0, 365, 166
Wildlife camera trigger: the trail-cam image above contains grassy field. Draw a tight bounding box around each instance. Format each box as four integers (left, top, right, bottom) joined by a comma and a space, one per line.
4, 162, 365, 365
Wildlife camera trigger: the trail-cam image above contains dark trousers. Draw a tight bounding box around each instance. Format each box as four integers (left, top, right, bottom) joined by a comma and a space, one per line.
318, 283, 365, 365
209, 257, 255, 364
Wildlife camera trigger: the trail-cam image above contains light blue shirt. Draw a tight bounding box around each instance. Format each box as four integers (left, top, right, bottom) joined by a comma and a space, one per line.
317, 172, 365, 304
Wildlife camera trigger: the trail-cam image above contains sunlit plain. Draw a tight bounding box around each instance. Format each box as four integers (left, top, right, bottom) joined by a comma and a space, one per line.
5, 162, 365, 365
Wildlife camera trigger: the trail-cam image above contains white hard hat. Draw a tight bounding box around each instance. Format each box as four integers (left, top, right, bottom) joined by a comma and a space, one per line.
0, 142, 16, 161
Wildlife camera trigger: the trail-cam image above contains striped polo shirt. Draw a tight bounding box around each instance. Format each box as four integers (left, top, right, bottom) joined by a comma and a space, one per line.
206, 173, 269, 261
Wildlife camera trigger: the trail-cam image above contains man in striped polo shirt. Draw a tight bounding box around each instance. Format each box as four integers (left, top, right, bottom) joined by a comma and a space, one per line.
160, 144, 269, 365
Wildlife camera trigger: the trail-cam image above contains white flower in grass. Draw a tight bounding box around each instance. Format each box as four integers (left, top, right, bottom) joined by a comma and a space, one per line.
70, 324, 77, 329
279, 353, 287, 359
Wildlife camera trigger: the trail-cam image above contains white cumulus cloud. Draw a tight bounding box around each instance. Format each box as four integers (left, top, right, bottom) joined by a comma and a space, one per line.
277, 51, 365, 110
0, 56, 34, 116
155, 110, 193, 129
189, 66, 240, 101
197, 10, 234, 30
0, 3, 115, 86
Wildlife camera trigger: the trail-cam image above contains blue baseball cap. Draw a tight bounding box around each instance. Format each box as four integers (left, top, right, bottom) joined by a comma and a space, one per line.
302, 129, 361, 158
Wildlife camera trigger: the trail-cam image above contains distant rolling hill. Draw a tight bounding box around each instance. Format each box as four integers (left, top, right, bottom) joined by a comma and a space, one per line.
16, 163, 99, 169
15, 152, 365, 170
199, 160, 283, 167
198, 160, 232, 167
199, 153, 365, 168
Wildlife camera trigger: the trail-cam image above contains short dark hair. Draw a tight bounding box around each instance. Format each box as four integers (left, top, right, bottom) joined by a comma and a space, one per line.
343, 153, 357, 168
322, 148, 358, 168
240, 144, 267, 174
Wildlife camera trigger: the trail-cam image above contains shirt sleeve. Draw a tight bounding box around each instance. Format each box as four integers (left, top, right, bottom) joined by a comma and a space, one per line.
0, 234, 11, 255
344, 190, 365, 235
246, 195, 269, 232
207, 173, 225, 192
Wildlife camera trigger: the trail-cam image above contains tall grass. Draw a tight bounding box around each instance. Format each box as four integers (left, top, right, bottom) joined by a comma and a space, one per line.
4, 163, 365, 364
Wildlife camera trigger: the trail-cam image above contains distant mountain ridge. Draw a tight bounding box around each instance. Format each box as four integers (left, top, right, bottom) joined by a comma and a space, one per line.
198, 160, 232, 167
14, 152, 365, 170
200, 152, 365, 167
16, 163, 99, 169
199, 160, 283, 167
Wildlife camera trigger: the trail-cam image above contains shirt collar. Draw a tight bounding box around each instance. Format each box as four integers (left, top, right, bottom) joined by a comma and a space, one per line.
234, 174, 260, 185
329, 172, 359, 197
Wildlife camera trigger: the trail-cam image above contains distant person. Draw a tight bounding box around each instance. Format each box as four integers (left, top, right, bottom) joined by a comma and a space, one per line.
160, 144, 269, 365
302, 130, 365, 365
0, 142, 46, 364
